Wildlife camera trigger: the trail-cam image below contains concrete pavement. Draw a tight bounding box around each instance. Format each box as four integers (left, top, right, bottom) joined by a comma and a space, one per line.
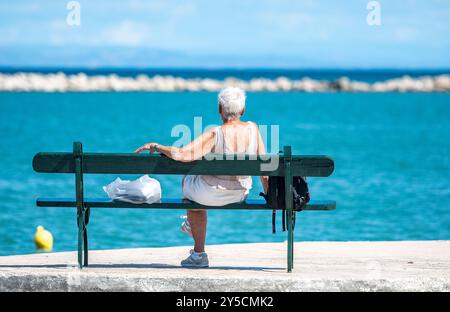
0, 241, 449, 291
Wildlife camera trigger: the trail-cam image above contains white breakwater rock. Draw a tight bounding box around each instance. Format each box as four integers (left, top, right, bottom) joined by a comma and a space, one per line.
0, 72, 449, 92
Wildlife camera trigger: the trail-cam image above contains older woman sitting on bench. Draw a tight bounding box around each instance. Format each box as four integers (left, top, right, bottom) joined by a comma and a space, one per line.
135, 87, 268, 268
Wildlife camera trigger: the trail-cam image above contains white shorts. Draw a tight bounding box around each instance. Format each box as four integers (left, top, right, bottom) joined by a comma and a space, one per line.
182, 175, 249, 206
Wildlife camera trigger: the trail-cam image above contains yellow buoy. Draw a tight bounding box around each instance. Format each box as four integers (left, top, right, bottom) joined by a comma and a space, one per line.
34, 225, 53, 252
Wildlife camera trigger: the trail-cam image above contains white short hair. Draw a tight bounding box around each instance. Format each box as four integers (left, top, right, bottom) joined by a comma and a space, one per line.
218, 87, 246, 120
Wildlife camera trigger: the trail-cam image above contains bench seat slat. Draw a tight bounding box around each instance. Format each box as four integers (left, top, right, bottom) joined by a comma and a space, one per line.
36, 197, 336, 211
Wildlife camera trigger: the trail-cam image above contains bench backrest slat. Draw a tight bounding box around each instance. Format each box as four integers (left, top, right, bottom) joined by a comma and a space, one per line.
33, 152, 334, 177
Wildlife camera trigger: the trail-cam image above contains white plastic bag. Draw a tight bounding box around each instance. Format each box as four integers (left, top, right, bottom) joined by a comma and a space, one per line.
103, 175, 161, 204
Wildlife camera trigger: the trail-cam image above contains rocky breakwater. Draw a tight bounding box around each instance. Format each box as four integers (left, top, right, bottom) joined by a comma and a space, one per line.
0, 72, 449, 92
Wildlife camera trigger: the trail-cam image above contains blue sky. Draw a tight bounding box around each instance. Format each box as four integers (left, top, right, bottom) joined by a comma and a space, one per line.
0, 0, 449, 68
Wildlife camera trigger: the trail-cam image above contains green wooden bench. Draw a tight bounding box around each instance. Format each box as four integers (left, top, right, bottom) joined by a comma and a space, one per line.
33, 142, 336, 272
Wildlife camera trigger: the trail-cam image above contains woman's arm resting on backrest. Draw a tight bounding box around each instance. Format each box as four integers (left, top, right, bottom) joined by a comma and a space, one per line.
134, 128, 216, 163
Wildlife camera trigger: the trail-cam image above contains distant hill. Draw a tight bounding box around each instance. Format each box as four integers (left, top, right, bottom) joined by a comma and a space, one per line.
0, 46, 313, 69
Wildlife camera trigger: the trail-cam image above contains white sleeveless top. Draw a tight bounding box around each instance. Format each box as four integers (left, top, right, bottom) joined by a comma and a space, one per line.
213, 122, 258, 155
202, 122, 258, 191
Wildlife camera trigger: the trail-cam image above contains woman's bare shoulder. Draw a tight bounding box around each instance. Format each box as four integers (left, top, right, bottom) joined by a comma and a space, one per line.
202, 126, 217, 138
246, 121, 259, 129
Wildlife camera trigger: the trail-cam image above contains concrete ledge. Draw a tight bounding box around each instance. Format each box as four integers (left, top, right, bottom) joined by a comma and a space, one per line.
1, 241, 449, 291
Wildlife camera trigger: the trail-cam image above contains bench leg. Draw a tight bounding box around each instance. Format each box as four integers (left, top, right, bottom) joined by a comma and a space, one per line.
83, 207, 90, 267
83, 227, 88, 267
287, 210, 294, 272
77, 206, 89, 268
284, 180, 294, 271
290, 211, 295, 269
284, 146, 294, 273
77, 209, 84, 269
284, 202, 294, 270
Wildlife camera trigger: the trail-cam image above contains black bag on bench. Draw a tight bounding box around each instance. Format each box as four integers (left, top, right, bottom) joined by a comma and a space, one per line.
260, 176, 310, 233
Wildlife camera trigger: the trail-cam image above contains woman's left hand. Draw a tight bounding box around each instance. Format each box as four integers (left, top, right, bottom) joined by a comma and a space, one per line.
134, 143, 158, 154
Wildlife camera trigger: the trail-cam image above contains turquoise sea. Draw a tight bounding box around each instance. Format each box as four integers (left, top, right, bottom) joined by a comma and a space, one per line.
0, 91, 450, 255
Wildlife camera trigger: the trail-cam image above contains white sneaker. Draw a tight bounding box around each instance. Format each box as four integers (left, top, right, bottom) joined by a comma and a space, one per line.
181, 251, 209, 268
180, 216, 193, 237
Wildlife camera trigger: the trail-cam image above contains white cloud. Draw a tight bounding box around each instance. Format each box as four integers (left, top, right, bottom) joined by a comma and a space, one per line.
393, 28, 418, 43
102, 20, 151, 46
0, 2, 41, 13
